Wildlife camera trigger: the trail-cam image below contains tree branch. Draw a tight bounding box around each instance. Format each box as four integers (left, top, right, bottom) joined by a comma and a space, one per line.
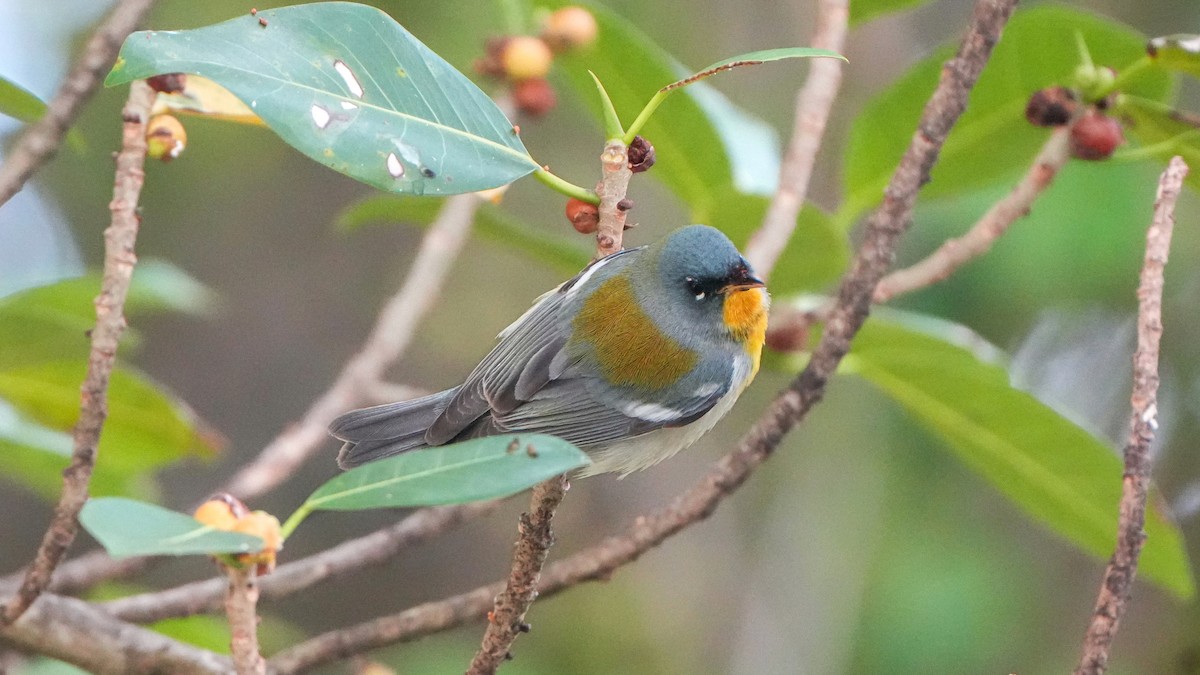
592, 139, 632, 258
873, 125, 1071, 303
0, 0, 157, 208
467, 476, 567, 674
1073, 155, 1187, 675
744, 0, 848, 274
103, 501, 499, 623
1, 80, 156, 625
223, 193, 483, 500
225, 567, 266, 675
0, 592, 229, 674
267, 2, 1017, 669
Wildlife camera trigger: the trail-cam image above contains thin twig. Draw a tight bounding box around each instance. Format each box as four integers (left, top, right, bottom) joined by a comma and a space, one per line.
873, 125, 1072, 302
103, 501, 499, 623
268, 2, 1017, 670
0, 550, 151, 598
744, 0, 848, 274
593, 139, 632, 258
1074, 156, 1187, 675
223, 193, 482, 500
225, 566, 266, 675
0, 592, 230, 674
0, 0, 157, 208
1, 81, 156, 626
467, 476, 567, 674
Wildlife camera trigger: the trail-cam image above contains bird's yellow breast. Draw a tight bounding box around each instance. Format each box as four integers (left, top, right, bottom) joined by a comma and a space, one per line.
723, 287, 769, 376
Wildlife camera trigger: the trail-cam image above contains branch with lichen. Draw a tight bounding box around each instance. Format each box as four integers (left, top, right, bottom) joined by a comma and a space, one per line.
2, 80, 156, 626
1073, 156, 1187, 675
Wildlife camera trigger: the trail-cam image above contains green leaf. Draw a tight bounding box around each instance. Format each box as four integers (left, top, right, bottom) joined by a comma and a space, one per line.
338, 195, 590, 273
80, 497, 263, 558
0, 75, 48, 124
626, 47, 844, 145
0, 362, 220, 473
0, 260, 215, 368
1119, 95, 1200, 192
701, 190, 848, 293
106, 2, 538, 195
540, 0, 782, 207
1147, 34, 1200, 78
844, 316, 1194, 598
850, 0, 933, 26
0, 75, 85, 151
301, 434, 589, 512
839, 5, 1174, 229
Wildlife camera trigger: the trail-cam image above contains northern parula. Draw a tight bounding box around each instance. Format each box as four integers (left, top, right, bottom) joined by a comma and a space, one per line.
330, 225, 769, 476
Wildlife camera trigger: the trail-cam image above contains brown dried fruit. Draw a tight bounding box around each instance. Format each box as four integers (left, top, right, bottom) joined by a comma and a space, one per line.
627, 135, 656, 173
146, 73, 187, 94
1069, 109, 1124, 161
566, 197, 600, 234
514, 78, 557, 116
1025, 86, 1077, 127
541, 6, 599, 52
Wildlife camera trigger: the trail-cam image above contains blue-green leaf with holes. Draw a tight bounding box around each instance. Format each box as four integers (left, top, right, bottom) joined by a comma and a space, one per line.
106, 2, 538, 195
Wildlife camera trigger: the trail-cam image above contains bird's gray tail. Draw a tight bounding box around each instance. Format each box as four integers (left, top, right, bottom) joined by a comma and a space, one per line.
330, 387, 459, 469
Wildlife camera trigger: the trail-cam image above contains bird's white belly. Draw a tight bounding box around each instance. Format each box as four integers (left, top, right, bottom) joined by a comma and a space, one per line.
577, 355, 752, 477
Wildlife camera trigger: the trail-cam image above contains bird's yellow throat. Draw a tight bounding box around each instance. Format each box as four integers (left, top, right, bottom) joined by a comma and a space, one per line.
723, 287, 769, 374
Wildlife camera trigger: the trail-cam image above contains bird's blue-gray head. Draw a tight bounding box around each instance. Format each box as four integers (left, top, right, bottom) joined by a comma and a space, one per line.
645, 225, 767, 340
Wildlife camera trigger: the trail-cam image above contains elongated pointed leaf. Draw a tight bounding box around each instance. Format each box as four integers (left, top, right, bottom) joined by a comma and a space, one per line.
839, 6, 1174, 228
106, 2, 539, 195
0, 75, 47, 124
0, 75, 84, 150
80, 497, 263, 558
1121, 95, 1200, 192
303, 434, 589, 511
661, 48, 845, 92
0, 362, 220, 472
1147, 34, 1200, 78
539, 0, 783, 205
0, 260, 216, 368
337, 195, 590, 273
843, 316, 1194, 598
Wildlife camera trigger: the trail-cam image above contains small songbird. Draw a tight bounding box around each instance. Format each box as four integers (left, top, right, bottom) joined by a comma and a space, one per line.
330, 225, 769, 477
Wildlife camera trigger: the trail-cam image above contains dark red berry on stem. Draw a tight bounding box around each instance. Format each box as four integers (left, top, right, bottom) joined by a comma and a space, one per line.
514, 78, 557, 117
566, 198, 600, 234
1069, 109, 1124, 161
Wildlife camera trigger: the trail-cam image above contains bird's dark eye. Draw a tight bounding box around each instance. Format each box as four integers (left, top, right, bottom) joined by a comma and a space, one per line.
684, 276, 708, 300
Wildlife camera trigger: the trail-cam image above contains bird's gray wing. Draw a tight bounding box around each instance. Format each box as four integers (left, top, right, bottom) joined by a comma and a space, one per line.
425, 248, 645, 444
455, 357, 735, 448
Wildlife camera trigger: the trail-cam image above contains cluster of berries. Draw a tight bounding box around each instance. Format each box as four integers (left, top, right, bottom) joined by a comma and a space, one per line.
475, 6, 598, 117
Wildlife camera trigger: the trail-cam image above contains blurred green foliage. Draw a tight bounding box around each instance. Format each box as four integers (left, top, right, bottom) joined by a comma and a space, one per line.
4, 0, 1200, 672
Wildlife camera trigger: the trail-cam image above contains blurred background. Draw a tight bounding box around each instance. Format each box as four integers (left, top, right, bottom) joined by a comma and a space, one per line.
3, 0, 1200, 672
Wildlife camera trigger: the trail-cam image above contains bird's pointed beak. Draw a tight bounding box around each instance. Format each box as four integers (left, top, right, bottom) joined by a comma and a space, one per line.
721, 275, 766, 294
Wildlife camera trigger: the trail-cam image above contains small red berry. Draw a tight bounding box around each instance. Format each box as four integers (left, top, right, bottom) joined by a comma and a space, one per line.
1069, 109, 1124, 161
513, 78, 557, 117
566, 198, 599, 234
